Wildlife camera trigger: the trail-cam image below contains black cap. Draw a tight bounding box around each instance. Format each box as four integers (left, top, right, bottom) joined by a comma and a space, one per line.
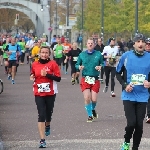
109, 37, 115, 43
133, 33, 146, 42
34, 40, 38, 43
145, 37, 150, 43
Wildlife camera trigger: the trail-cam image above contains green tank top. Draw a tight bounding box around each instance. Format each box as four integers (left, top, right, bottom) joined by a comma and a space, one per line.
54, 44, 64, 58
3, 44, 8, 58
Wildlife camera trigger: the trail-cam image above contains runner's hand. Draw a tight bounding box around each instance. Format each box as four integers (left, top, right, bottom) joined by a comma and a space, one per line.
143, 80, 150, 88
7, 51, 12, 55
64, 59, 67, 64
30, 74, 35, 81
79, 66, 84, 70
125, 84, 133, 92
95, 66, 101, 71
41, 69, 47, 76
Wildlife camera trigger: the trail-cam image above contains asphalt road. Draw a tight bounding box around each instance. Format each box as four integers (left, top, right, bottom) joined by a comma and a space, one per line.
0, 62, 150, 150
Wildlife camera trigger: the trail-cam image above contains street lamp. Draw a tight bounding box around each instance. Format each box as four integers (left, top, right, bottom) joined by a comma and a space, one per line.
66, 0, 69, 40
55, 0, 60, 36
81, 0, 84, 51
40, 4, 44, 11
101, 0, 104, 42
135, 0, 138, 35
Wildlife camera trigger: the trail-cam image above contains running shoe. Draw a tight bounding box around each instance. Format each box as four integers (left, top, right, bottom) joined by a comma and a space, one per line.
146, 116, 150, 123
62, 66, 65, 71
71, 78, 75, 85
87, 116, 93, 122
45, 126, 50, 136
103, 86, 108, 93
92, 110, 98, 119
11, 80, 15, 84
76, 77, 79, 84
39, 140, 46, 148
132, 147, 138, 150
7, 75, 11, 80
65, 72, 68, 74
111, 91, 116, 97
120, 142, 130, 150
100, 79, 104, 84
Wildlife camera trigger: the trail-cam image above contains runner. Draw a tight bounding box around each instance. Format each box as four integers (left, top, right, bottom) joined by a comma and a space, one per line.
31, 39, 41, 62
41, 37, 50, 47
116, 34, 150, 150
53, 38, 64, 69
144, 37, 150, 123
94, 38, 105, 83
0, 40, 3, 66
65, 42, 81, 85
2, 39, 9, 74
75, 39, 103, 122
102, 37, 119, 97
62, 38, 72, 74
30, 46, 61, 148
5, 38, 20, 84
25, 35, 35, 64
19, 38, 26, 64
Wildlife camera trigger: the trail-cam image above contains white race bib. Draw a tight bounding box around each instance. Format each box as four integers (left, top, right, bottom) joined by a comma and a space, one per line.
131, 74, 146, 85
85, 76, 95, 84
64, 46, 69, 50
58, 50, 62, 54
37, 83, 50, 93
73, 57, 78, 61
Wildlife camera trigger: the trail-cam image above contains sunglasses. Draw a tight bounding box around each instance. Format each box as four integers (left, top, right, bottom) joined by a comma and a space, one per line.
146, 43, 150, 46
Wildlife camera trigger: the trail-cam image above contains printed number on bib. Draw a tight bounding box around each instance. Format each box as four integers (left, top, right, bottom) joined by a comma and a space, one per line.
37, 83, 50, 93
131, 74, 146, 85
73, 57, 78, 61
58, 50, 62, 54
85, 76, 95, 84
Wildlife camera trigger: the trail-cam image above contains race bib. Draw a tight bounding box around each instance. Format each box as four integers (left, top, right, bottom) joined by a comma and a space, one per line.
73, 57, 78, 61
85, 76, 95, 84
37, 83, 50, 93
58, 50, 62, 54
131, 74, 146, 85
64, 46, 69, 50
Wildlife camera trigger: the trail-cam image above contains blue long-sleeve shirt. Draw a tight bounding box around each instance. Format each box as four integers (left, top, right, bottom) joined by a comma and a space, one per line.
116, 50, 150, 102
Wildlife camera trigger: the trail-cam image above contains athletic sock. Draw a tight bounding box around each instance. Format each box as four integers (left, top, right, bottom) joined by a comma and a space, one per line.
91, 102, 97, 110
85, 103, 92, 116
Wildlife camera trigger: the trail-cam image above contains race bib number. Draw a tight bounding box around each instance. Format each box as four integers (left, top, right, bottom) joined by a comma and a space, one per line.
64, 46, 69, 50
131, 74, 146, 85
37, 83, 50, 93
73, 57, 78, 61
85, 76, 95, 84
58, 50, 62, 54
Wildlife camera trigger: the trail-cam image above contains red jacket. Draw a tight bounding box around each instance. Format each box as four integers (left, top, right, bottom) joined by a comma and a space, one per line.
31, 60, 61, 96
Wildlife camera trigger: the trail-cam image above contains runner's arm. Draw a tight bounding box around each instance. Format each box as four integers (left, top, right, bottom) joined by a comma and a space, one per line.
75, 54, 82, 70
46, 62, 61, 82
116, 54, 127, 90
99, 53, 104, 67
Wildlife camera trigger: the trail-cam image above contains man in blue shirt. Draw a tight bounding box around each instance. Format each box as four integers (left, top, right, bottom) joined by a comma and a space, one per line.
145, 37, 150, 123
5, 38, 20, 84
116, 34, 150, 150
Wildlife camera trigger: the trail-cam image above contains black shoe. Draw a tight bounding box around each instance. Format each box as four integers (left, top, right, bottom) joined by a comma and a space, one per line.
92, 110, 98, 119
71, 78, 75, 85
76, 77, 79, 84
146, 116, 150, 123
132, 147, 138, 150
87, 116, 93, 122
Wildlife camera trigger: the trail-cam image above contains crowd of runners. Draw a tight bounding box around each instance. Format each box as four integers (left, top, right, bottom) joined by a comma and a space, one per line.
1, 32, 150, 150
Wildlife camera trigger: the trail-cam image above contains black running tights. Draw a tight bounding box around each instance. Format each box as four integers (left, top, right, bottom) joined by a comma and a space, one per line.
123, 100, 147, 149
35, 95, 56, 122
